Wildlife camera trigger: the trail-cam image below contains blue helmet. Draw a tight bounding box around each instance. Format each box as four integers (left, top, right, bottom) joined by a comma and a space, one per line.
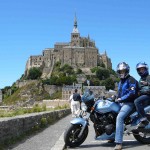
136, 62, 149, 77
116, 62, 130, 79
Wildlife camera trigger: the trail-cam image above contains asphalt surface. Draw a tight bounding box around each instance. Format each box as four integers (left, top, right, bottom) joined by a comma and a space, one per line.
6, 114, 72, 150
65, 121, 150, 150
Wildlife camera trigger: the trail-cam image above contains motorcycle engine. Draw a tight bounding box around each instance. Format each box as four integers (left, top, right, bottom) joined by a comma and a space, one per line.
91, 112, 117, 137
105, 124, 115, 135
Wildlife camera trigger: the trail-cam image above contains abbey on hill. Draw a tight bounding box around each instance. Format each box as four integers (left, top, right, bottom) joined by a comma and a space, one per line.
25, 15, 112, 78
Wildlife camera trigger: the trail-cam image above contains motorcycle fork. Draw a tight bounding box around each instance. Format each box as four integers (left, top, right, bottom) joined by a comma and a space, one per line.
78, 120, 89, 138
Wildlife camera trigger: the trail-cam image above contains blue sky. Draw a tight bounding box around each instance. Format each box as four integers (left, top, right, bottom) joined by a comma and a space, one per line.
0, 0, 150, 89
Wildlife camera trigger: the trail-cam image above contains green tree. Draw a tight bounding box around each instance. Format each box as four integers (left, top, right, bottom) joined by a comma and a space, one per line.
91, 67, 98, 73
109, 69, 118, 76
11, 83, 18, 94
101, 78, 115, 90
50, 76, 59, 85
2, 86, 11, 99
92, 78, 100, 86
61, 76, 72, 85
96, 68, 110, 80
27, 67, 42, 80
55, 61, 61, 67
76, 68, 82, 74
60, 64, 74, 74
20, 74, 25, 80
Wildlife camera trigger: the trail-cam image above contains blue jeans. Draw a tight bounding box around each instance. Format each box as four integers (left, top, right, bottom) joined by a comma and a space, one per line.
134, 95, 150, 120
115, 102, 134, 144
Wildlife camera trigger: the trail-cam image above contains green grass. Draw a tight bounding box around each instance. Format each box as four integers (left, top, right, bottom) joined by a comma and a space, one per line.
0, 103, 70, 118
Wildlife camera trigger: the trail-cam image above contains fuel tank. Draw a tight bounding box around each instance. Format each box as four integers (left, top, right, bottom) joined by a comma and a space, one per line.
95, 99, 121, 113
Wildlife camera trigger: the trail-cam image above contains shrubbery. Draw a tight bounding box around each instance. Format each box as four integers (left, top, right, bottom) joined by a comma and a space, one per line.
27, 67, 42, 80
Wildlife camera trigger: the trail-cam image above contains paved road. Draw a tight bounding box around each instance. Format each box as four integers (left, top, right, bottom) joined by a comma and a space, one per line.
65, 120, 150, 150
5, 114, 150, 150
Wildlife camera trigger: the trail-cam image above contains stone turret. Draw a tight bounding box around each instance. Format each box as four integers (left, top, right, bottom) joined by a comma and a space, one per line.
98, 50, 112, 69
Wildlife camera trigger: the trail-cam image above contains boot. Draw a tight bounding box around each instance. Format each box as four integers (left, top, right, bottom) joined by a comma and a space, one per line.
114, 144, 122, 150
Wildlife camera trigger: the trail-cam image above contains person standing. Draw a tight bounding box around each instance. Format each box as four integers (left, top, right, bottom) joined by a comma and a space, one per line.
134, 62, 150, 128
69, 89, 81, 117
114, 62, 138, 150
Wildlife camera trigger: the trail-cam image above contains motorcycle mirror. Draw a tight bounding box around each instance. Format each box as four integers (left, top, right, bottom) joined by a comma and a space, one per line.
111, 95, 116, 101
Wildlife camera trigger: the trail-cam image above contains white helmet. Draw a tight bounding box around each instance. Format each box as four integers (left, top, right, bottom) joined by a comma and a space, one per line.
116, 62, 130, 79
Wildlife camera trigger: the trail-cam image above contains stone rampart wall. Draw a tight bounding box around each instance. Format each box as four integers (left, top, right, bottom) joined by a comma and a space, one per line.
16, 80, 38, 88
44, 85, 62, 96
0, 109, 71, 144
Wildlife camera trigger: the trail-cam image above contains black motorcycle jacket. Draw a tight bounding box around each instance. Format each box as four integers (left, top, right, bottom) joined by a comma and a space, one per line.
139, 75, 150, 95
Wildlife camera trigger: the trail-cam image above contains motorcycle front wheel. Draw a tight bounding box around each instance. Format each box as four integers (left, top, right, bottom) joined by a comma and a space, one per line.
64, 124, 89, 147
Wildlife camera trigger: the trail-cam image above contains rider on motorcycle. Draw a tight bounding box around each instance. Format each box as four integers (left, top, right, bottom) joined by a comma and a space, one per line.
114, 62, 138, 150
64, 62, 150, 149
134, 62, 150, 128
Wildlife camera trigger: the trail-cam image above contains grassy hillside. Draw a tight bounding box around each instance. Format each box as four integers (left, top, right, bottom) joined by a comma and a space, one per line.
3, 81, 50, 105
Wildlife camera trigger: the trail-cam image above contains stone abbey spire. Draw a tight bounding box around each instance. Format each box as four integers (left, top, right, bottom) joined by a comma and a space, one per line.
72, 13, 79, 33
71, 13, 80, 47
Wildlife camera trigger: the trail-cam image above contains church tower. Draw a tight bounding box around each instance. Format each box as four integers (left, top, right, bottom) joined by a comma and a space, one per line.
71, 14, 80, 47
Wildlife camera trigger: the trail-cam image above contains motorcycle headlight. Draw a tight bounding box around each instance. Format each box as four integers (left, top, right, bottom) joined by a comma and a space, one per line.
81, 102, 87, 111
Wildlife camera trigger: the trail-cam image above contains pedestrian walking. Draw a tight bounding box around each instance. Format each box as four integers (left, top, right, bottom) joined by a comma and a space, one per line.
69, 89, 81, 117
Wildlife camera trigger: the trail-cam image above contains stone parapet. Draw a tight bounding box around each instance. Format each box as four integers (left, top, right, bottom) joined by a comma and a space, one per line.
0, 109, 71, 145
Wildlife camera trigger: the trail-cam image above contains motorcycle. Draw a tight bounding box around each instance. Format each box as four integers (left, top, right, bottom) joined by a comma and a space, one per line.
64, 89, 150, 147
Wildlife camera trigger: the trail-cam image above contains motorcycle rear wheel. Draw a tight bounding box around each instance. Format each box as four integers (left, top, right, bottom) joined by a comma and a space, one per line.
133, 113, 150, 144
64, 124, 88, 147
133, 129, 150, 144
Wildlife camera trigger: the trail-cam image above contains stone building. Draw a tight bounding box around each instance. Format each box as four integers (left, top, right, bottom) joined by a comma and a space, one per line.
25, 14, 112, 78
62, 84, 106, 100
62, 84, 82, 100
